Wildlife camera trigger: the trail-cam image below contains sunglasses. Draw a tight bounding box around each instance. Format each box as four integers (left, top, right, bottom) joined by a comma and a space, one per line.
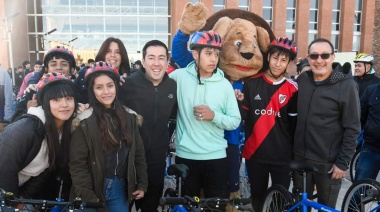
308, 53, 333, 60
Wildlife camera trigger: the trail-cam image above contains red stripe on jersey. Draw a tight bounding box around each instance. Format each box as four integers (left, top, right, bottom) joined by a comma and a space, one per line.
242, 81, 297, 159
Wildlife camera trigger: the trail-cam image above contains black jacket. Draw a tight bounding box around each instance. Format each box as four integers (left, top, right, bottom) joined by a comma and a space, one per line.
360, 83, 380, 151
294, 64, 361, 170
69, 108, 148, 207
354, 74, 380, 97
118, 70, 177, 163
0, 113, 45, 197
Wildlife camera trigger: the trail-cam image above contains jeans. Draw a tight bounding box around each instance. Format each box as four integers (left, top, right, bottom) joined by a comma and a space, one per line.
104, 177, 129, 212
355, 147, 380, 181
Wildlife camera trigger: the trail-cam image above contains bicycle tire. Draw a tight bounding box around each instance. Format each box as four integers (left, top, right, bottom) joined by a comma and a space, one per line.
341, 178, 380, 212
349, 149, 361, 181
262, 185, 294, 212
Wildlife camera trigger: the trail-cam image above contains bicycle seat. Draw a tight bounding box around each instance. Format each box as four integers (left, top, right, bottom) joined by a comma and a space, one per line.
167, 164, 189, 178
289, 161, 318, 173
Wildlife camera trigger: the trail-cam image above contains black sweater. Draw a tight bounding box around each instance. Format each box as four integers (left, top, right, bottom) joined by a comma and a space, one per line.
118, 70, 177, 163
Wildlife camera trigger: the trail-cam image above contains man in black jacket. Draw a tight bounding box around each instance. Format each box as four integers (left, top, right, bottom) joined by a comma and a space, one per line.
118, 40, 177, 212
293, 38, 361, 208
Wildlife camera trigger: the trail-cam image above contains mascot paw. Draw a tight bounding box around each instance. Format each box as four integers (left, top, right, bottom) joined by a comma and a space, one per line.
178, 2, 208, 35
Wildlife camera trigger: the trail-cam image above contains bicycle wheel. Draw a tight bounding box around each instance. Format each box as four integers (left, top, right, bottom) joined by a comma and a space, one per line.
262, 185, 294, 212
341, 178, 380, 212
349, 149, 361, 181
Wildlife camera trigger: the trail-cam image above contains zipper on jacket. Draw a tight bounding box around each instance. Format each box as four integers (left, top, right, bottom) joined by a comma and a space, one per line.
114, 141, 122, 176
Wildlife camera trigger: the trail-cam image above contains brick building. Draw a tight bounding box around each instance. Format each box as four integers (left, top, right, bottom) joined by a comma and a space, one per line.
0, 0, 375, 73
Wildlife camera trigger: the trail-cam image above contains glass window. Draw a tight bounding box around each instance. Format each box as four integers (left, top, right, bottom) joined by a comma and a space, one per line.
331, 34, 339, 51
34, 0, 170, 59
354, 0, 362, 30
331, 0, 341, 50
263, 0, 272, 7
263, 0, 272, 27
310, 0, 318, 8
214, 0, 225, 12
286, 0, 296, 30
189, 0, 199, 3
239, 0, 249, 11
352, 35, 361, 52
309, 0, 318, 31
308, 34, 317, 46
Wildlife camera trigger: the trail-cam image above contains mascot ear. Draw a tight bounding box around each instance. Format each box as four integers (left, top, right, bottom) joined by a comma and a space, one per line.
212, 17, 234, 40
256, 26, 270, 53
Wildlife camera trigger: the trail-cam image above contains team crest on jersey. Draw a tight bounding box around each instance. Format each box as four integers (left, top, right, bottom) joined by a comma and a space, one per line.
279, 94, 287, 104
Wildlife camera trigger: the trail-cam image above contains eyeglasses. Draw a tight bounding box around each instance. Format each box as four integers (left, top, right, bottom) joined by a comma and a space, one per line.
308, 53, 333, 60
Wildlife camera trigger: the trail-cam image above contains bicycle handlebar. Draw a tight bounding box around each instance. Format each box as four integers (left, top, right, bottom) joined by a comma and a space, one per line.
160, 195, 251, 206
0, 189, 104, 210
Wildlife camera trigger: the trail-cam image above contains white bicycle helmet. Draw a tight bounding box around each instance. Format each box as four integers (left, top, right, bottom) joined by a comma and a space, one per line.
353, 53, 374, 64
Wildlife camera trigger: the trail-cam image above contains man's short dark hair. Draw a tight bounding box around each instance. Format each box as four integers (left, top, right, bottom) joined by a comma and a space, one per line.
22, 60, 30, 68
88, 59, 94, 63
308, 38, 334, 54
34, 60, 43, 66
142, 40, 169, 59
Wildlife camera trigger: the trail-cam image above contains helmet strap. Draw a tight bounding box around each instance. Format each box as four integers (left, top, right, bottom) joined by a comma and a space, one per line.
196, 49, 203, 85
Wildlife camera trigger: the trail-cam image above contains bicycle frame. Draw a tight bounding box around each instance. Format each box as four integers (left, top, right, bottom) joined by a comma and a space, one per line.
287, 192, 339, 212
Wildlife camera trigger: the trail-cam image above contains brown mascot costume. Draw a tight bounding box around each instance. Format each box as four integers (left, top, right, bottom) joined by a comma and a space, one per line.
171, 2, 276, 212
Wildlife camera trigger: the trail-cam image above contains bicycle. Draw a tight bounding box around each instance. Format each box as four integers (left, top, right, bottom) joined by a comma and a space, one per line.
160, 195, 251, 212
164, 129, 177, 197
341, 178, 380, 212
0, 188, 104, 212
262, 160, 340, 212
161, 164, 252, 211
349, 130, 364, 181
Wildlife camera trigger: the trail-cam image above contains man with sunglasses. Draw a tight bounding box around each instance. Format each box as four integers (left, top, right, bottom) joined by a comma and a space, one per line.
293, 38, 361, 209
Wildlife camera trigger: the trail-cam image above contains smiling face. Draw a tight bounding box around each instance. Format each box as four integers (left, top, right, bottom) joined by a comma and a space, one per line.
217, 19, 267, 81
50, 96, 75, 128
46, 57, 72, 77
266, 52, 290, 79
142, 45, 168, 86
105, 41, 122, 69
307, 42, 335, 81
93, 74, 116, 108
354, 62, 371, 77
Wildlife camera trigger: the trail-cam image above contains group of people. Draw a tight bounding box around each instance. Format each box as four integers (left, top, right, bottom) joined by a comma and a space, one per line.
0, 28, 378, 212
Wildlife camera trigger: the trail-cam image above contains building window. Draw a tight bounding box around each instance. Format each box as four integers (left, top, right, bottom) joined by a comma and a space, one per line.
331, 0, 341, 51
188, 0, 199, 3
214, 0, 225, 12
263, 0, 273, 27
239, 0, 249, 11
308, 0, 318, 45
353, 0, 362, 51
34, 0, 170, 61
286, 0, 296, 41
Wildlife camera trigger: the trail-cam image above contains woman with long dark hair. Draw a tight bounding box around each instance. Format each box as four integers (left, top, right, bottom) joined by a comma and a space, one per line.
69, 62, 147, 211
0, 72, 76, 201
95, 37, 131, 77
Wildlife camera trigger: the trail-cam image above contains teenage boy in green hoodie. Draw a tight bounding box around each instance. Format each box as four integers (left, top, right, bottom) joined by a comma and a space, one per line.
169, 30, 241, 202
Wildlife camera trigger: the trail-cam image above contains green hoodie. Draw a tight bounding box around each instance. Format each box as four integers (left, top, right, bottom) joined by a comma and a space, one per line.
170, 61, 241, 160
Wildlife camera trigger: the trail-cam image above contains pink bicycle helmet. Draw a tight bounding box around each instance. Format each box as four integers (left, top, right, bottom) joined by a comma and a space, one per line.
36, 72, 74, 104
85, 61, 119, 85
44, 46, 76, 68
269, 37, 298, 60
190, 30, 222, 50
